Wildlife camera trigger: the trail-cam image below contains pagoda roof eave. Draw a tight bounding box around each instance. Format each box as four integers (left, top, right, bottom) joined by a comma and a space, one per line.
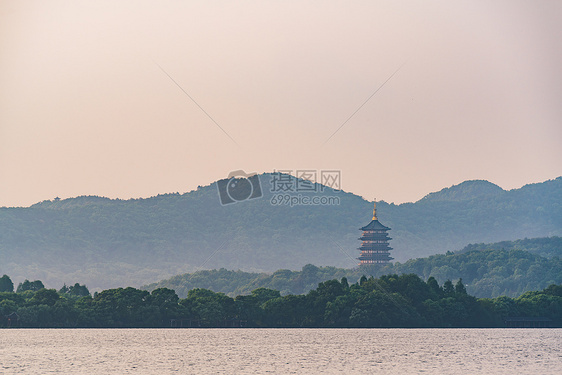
360, 219, 391, 231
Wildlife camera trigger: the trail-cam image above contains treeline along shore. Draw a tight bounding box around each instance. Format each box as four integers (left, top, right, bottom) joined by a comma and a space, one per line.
1, 273, 561, 328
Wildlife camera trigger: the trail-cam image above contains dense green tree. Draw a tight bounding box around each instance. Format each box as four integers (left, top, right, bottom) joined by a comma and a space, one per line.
491, 296, 518, 319
437, 297, 468, 327
359, 275, 368, 286
316, 279, 347, 301
30, 289, 60, 306
262, 294, 309, 327
59, 283, 90, 297
377, 274, 432, 305
324, 293, 358, 326
443, 280, 455, 296
16, 280, 44, 293
180, 288, 235, 326
515, 290, 562, 320
0, 292, 24, 316
351, 290, 418, 327
149, 288, 180, 325
233, 288, 280, 325
92, 287, 151, 327
17, 304, 52, 327
0, 275, 14, 293
426, 276, 442, 299
544, 284, 562, 297
250, 288, 281, 305
455, 278, 467, 295
74, 295, 95, 326
234, 295, 261, 324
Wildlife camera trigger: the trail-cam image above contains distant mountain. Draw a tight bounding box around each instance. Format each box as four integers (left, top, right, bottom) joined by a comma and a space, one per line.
1, 175, 561, 290
419, 180, 504, 202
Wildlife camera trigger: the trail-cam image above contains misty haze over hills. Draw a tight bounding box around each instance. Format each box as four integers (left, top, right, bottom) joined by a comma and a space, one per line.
0, 174, 560, 291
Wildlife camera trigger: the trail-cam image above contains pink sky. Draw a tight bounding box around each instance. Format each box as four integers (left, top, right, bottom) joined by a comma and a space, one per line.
1, 0, 561, 207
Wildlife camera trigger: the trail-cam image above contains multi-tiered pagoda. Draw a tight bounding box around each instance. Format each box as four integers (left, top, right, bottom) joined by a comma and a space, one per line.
358, 201, 393, 265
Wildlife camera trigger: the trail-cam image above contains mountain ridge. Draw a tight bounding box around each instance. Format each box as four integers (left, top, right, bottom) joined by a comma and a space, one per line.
418, 180, 504, 202
13, 175, 550, 209
1, 175, 560, 290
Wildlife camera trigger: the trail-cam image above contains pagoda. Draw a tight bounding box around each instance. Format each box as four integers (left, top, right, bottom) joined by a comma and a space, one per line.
358, 201, 393, 265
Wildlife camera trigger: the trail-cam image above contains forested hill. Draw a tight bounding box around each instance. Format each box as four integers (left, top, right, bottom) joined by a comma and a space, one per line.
458, 236, 562, 259
1, 175, 561, 291
144, 236, 562, 299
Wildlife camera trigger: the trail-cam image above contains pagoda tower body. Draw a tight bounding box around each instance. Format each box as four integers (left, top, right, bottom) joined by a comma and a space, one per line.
358, 201, 393, 265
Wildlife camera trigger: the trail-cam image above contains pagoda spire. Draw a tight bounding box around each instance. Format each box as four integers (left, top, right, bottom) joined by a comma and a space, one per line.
372, 200, 377, 220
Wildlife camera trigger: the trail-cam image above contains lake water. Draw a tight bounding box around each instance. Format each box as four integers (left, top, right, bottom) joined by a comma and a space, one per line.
1, 328, 561, 374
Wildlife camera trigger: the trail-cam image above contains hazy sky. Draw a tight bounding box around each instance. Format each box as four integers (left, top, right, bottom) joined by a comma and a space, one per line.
1, 0, 561, 207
